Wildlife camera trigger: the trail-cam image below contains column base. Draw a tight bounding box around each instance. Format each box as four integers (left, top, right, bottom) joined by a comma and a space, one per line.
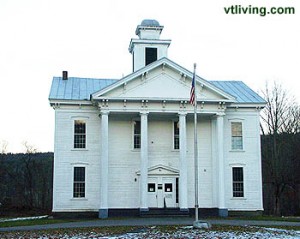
139, 208, 149, 212
99, 209, 108, 219
180, 208, 189, 212
218, 208, 228, 217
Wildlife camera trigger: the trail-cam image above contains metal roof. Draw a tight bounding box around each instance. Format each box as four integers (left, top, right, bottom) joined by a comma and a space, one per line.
141, 19, 160, 27
210, 81, 265, 103
49, 77, 265, 104
49, 77, 118, 100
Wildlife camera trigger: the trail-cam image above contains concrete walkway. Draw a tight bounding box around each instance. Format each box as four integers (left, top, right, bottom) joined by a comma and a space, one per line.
1, 217, 300, 232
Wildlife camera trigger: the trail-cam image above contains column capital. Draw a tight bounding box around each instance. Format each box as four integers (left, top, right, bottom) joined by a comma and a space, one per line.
99, 110, 110, 116
139, 111, 149, 116
178, 112, 187, 116
214, 112, 226, 117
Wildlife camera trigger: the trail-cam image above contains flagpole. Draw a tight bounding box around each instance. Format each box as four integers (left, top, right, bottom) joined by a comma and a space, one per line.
193, 63, 199, 222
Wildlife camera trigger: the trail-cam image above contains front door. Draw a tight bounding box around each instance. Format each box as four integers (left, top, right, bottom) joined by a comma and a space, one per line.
148, 177, 177, 208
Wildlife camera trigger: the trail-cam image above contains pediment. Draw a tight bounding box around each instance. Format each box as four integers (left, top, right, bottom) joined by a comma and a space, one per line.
92, 58, 235, 102
115, 72, 189, 99
136, 164, 179, 176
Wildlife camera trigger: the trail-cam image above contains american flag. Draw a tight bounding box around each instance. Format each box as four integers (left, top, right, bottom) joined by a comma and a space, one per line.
190, 72, 195, 105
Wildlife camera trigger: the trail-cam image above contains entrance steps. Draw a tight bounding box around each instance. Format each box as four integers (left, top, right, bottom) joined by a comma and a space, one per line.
140, 208, 190, 217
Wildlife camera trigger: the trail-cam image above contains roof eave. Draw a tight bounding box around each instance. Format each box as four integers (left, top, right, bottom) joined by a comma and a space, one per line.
228, 102, 266, 108
92, 97, 236, 104
49, 99, 93, 107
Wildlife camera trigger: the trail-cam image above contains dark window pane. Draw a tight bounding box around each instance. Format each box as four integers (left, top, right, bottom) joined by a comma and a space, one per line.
233, 167, 243, 181
74, 167, 85, 181
74, 167, 85, 198
134, 121, 141, 134
145, 48, 157, 66
176, 178, 179, 204
165, 183, 172, 192
134, 121, 141, 149
174, 122, 180, 149
148, 183, 155, 192
232, 167, 244, 197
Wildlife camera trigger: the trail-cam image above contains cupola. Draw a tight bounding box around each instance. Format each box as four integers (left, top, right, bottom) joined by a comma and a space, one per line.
135, 19, 163, 39
129, 19, 171, 72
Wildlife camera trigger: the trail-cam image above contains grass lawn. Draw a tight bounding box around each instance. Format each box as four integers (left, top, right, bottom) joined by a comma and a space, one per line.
0, 215, 299, 228
227, 215, 300, 222
0, 218, 80, 228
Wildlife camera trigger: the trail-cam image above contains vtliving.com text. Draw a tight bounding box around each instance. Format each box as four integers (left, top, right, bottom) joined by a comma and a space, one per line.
224, 5, 295, 16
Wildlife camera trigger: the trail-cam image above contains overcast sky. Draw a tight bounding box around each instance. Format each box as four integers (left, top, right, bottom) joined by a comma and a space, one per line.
0, 0, 299, 153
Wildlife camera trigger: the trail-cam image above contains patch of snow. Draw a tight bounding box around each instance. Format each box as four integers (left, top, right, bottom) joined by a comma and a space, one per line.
0, 215, 48, 222
98, 228, 299, 239
1, 224, 299, 239
3, 226, 296, 239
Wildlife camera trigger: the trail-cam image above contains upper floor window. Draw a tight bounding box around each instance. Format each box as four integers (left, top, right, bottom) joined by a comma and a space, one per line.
74, 120, 86, 149
231, 122, 243, 150
145, 47, 157, 66
133, 121, 141, 149
232, 167, 244, 197
173, 121, 180, 150
73, 167, 85, 198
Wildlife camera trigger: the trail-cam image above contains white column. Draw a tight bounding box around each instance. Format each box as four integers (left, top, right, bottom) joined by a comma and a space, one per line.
179, 112, 188, 210
140, 112, 149, 211
211, 118, 218, 207
256, 110, 264, 211
216, 113, 228, 217
99, 111, 109, 218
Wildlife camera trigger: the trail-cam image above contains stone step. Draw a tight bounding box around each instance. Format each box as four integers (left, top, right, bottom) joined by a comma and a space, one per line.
140, 208, 190, 217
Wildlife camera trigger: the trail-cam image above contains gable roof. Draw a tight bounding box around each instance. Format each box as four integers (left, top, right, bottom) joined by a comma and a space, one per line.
210, 81, 266, 104
48, 59, 265, 104
49, 77, 117, 100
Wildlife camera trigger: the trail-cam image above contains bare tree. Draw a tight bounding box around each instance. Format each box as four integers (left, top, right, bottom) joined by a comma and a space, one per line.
22, 141, 38, 208
261, 81, 300, 215
23, 141, 38, 154
1, 140, 8, 154
261, 82, 300, 135
0, 140, 8, 208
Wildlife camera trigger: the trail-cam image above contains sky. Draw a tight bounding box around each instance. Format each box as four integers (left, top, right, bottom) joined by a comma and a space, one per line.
0, 0, 299, 153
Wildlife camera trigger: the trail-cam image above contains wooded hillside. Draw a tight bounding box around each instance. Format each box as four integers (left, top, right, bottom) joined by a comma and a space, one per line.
0, 152, 53, 215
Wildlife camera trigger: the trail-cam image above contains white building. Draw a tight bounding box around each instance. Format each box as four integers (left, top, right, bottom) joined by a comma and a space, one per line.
49, 19, 265, 218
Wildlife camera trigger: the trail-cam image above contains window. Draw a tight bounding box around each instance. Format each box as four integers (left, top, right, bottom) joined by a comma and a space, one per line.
173, 121, 180, 150
74, 120, 86, 149
165, 183, 173, 192
148, 183, 155, 192
232, 167, 244, 197
73, 167, 85, 198
145, 47, 157, 66
231, 122, 243, 150
133, 121, 141, 149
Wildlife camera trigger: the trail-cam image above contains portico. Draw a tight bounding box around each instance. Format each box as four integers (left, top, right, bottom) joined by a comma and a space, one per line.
97, 102, 226, 218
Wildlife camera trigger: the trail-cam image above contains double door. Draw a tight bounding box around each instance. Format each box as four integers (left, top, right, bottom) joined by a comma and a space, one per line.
148, 177, 177, 208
